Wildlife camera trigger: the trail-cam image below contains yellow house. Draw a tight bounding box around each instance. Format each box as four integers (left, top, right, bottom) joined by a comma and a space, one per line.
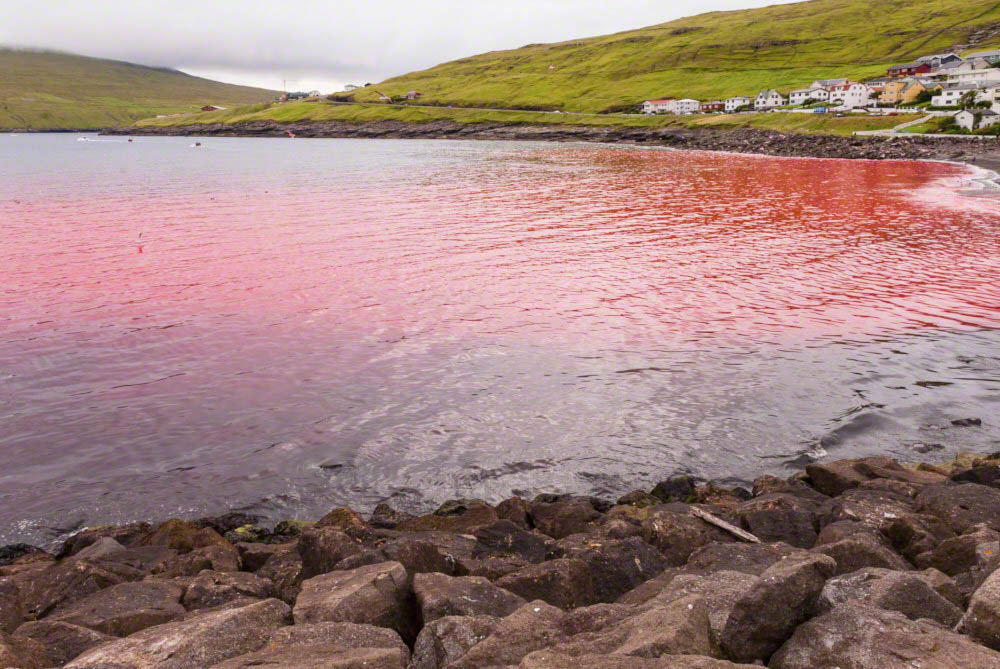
880, 79, 909, 104
901, 79, 942, 104
880, 78, 942, 104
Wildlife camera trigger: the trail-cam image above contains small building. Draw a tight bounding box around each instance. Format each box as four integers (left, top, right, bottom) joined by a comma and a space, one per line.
811, 78, 849, 89
945, 68, 1000, 85
283, 91, 310, 101
200, 105, 225, 112
700, 101, 724, 112
724, 96, 752, 112
827, 82, 874, 109
967, 49, 1000, 65
344, 84, 361, 92
755, 89, 786, 110
916, 53, 964, 69
887, 62, 932, 78
309, 90, 322, 97
788, 87, 829, 105
932, 82, 1000, 107
955, 108, 1000, 131
406, 91, 422, 100
643, 99, 674, 114
672, 99, 701, 114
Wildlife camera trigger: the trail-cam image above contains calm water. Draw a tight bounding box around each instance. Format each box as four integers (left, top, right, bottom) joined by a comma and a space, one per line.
2, 134, 999, 546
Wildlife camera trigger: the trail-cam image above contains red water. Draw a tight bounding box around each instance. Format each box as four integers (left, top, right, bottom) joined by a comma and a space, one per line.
2, 136, 999, 545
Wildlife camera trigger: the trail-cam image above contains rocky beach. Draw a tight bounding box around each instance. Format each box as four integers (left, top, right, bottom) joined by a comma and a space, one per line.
4, 449, 1000, 667
109, 120, 1000, 169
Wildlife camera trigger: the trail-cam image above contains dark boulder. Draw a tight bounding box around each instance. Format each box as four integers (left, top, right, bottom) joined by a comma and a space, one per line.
736, 493, 817, 548
494, 558, 596, 610
409, 615, 500, 669
297, 526, 363, 579
473, 520, 549, 563
0, 578, 23, 633
369, 503, 415, 530
720, 553, 836, 663
48, 579, 186, 636
11, 621, 112, 666
256, 544, 304, 604
914, 482, 1000, 534
0, 632, 51, 669
812, 529, 912, 575
413, 572, 525, 623
650, 476, 697, 504
180, 570, 274, 610
549, 535, 668, 603
529, 497, 603, 540
818, 567, 962, 627
58, 524, 151, 558
445, 600, 565, 669
638, 505, 735, 567
965, 567, 1000, 650
495, 497, 532, 529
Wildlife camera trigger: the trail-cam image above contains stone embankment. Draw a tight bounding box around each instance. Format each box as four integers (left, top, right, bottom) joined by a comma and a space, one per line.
5, 451, 1000, 666
110, 120, 1000, 164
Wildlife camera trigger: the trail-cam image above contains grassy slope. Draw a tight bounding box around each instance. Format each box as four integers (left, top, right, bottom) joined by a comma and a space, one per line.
351, 0, 1000, 112
0, 49, 278, 129
137, 99, 921, 136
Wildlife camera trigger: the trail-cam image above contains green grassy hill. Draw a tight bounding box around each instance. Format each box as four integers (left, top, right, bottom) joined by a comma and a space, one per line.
0, 49, 279, 129
351, 0, 1000, 112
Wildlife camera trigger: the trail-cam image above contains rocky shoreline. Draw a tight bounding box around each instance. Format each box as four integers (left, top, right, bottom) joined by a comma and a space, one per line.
108, 119, 1000, 166
5, 450, 1000, 667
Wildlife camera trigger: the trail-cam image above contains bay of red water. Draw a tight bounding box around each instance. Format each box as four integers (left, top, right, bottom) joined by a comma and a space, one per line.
1, 135, 999, 546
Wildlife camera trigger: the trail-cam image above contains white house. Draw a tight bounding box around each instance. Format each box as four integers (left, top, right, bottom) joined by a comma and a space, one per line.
955, 108, 1000, 131
968, 49, 1000, 65
932, 82, 1000, 107
725, 96, 752, 112
643, 99, 674, 114
811, 78, 849, 90
673, 99, 701, 114
945, 68, 1000, 85
755, 90, 786, 109
827, 82, 874, 109
344, 84, 361, 91
788, 87, 829, 105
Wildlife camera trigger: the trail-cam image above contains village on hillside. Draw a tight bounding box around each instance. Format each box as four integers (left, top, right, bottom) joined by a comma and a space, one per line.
643, 49, 1000, 132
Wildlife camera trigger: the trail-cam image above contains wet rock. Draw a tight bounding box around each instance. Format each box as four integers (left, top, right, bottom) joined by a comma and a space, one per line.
549, 535, 668, 603
11, 621, 113, 666
528, 496, 603, 540
0, 631, 51, 669
293, 561, 418, 643
736, 493, 817, 548
317, 507, 372, 537
638, 505, 734, 567
58, 524, 151, 558
882, 511, 956, 562
181, 569, 274, 610
273, 519, 313, 540
268, 621, 409, 656
65, 598, 291, 668
409, 615, 499, 669
818, 567, 962, 627
0, 544, 49, 567
224, 524, 273, 544
720, 553, 836, 663
915, 482, 1000, 534
397, 503, 498, 534
446, 600, 565, 669
48, 579, 185, 636
195, 512, 261, 537
812, 529, 912, 575
952, 418, 983, 427
494, 558, 596, 609
237, 541, 285, 572
918, 567, 965, 607
257, 545, 304, 604
617, 490, 662, 508
495, 497, 532, 529
805, 460, 870, 496
369, 503, 415, 530
73, 537, 126, 561
771, 602, 1000, 668
414, 572, 525, 623
915, 525, 999, 576
965, 568, 1000, 649
154, 541, 241, 575
752, 475, 829, 503
953, 464, 1000, 489
297, 526, 363, 579
650, 476, 697, 504
0, 578, 23, 633
474, 520, 549, 563
135, 518, 231, 553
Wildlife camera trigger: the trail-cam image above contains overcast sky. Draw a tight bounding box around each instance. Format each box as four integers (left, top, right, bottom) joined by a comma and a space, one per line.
2, 0, 800, 93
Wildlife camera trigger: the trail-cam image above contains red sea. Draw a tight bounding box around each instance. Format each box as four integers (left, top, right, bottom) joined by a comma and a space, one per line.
1, 134, 999, 546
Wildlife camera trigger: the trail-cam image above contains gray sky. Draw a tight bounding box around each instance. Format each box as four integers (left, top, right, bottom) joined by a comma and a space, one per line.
2, 0, 801, 93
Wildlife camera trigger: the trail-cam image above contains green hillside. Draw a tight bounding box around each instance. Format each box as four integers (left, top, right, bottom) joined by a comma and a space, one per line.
351, 0, 1000, 112
0, 49, 279, 129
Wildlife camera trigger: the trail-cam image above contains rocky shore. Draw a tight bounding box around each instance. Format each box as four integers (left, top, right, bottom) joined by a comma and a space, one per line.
109, 120, 1000, 166
4, 451, 1000, 667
